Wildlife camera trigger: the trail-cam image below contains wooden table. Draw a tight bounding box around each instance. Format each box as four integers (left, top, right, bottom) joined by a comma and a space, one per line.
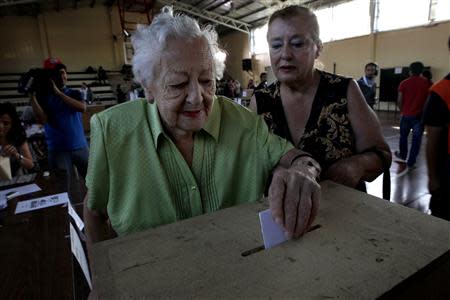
91, 181, 450, 299
0, 171, 88, 300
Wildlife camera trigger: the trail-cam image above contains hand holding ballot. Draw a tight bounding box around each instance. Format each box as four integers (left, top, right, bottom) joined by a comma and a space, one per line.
269, 152, 321, 239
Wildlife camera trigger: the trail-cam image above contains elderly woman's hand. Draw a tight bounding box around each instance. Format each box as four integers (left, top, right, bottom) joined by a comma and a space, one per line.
268, 157, 321, 239
322, 156, 364, 188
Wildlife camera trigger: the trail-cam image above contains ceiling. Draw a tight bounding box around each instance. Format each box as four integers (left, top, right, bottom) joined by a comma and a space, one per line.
0, 0, 346, 34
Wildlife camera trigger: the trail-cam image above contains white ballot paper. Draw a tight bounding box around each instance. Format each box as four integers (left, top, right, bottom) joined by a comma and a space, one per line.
15, 192, 69, 214
259, 208, 288, 249
68, 201, 85, 231
0, 183, 41, 200
70, 223, 92, 289
0, 184, 41, 210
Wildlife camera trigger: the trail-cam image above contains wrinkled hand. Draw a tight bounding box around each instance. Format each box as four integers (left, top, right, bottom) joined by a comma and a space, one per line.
2, 144, 19, 159
268, 165, 320, 239
322, 157, 363, 188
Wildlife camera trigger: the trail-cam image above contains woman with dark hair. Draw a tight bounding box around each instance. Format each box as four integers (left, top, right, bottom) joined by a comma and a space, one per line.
0, 103, 34, 176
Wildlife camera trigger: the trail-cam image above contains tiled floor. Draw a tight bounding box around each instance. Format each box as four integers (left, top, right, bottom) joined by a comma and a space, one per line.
366, 110, 431, 214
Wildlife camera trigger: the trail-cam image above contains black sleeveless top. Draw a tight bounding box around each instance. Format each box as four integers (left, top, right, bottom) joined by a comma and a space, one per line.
254, 70, 356, 172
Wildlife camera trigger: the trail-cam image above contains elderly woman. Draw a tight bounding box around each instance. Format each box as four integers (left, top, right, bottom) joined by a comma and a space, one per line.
250, 5, 391, 191
83, 7, 321, 249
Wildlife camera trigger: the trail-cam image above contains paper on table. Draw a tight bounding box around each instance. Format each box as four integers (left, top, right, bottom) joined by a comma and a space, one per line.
70, 223, 92, 289
15, 192, 69, 214
0, 183, 41, 210
68, 201, 85, 231
0, 183, 41, 200
259, 208, 288, 249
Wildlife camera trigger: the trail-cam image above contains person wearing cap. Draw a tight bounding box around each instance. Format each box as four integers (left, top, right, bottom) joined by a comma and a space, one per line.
30, 62, 89, 179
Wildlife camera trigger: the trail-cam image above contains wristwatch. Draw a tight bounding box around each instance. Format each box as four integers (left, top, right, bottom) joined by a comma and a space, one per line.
18, 154, 24, 161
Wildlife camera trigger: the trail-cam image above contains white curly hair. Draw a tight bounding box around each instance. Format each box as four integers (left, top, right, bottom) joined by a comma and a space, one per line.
131, 6, 226, 89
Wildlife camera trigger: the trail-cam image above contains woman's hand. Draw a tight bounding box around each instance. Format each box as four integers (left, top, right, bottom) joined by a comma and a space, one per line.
322, 156, 364, 188
2, 144, 20, 160
268, 163, 321, 239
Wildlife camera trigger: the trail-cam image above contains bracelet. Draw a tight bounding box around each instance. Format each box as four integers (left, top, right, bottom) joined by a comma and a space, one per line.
291, 157, 322, 181
279, 149, 321, 181
278, 149, 314, 169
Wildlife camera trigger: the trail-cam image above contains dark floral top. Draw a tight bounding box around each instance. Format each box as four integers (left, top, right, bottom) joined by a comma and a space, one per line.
254, 70, 356, 172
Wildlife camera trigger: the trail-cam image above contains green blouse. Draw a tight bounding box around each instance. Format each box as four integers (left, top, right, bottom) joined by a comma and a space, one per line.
86, 97, 293, 236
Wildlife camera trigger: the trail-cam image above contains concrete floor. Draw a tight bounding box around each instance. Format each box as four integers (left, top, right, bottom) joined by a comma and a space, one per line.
366, 110, 430, 214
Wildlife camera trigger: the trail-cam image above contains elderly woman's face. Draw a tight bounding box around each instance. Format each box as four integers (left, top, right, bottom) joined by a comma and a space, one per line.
150, 37, 215, 137
267, 16, 320, 84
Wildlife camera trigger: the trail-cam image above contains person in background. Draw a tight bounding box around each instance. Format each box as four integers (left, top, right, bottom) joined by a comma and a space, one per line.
250, 5, 391, 192
423, 36, 450, 220
357, 62, 378, 109
223, 78, 236, 99
116, 84, 126, 103
255, 72, 268, 90
30, 62, 89, 178
234, 79, 241, 97
80, 82, 93, 104
97, 66, 107, 85
247, 79, 255, 89
84, 6, 321, 254
0, 103, 34, 176
395, 61, 431, 176
422, 69, 433, 85
128, 83, 140, 101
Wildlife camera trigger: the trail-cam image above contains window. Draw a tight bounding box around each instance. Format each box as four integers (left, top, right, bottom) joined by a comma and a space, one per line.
315, 6, 333, 43
250, 23, 268, 55
376, 0, 430, 32
249, 0, 450, 54
330, 0, 371, 40
433, 0, 450, 22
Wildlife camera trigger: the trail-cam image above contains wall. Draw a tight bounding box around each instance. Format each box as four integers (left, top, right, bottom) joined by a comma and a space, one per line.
221, 20, 450, 87
219, 31, 252, 87
319, 21, 450, 82
43, 5, 118, 72
0, 4, 144, 73
0, 16, 45, 72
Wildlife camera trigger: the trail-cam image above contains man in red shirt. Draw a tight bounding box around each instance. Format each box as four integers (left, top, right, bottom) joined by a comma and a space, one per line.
395, 61, 431, 175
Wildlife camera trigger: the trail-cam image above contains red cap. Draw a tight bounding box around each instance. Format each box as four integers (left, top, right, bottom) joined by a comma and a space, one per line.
43, 57, 62, 69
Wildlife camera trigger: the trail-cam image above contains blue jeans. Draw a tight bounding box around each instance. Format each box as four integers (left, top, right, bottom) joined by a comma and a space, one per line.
399, 116, 423, 167
48, 147, 89, 179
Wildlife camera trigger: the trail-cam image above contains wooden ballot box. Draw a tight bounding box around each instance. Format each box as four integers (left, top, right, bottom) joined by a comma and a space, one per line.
91, 181, 450, 299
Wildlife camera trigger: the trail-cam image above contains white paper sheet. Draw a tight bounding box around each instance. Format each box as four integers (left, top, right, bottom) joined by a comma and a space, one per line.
14, 192, 69, 214
0, 183, 41, 209
70, 223, 92, 289
259, 208, 288, 249
0, 183, 41, 200
68, 202, 85, 231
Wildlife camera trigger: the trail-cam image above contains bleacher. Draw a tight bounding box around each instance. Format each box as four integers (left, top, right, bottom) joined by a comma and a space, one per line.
0, 71, 118, 115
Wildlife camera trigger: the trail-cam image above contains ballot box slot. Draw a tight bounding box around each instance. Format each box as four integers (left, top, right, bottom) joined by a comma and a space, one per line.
241, 224, 322, 257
